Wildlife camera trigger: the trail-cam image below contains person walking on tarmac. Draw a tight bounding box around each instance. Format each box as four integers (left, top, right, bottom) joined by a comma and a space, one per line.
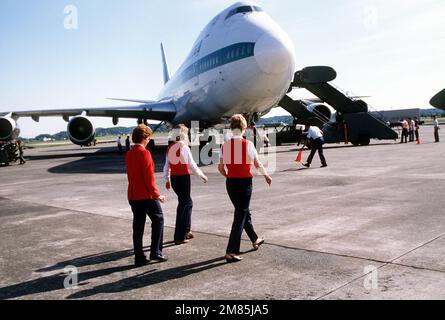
409, 118, 415, 142
17, 140, 26, 165
303, 123, 328, 168
117, 136, 123, 154
219, 114, 272, 263
163, 124, 208, 245
125, 125, 167, 266
434, 116, 440, 143
125, 136, 131, 152
401, 119, 409, 143
414, 117, 420, 142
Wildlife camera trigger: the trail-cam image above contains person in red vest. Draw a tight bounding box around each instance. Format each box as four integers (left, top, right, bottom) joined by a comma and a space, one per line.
401, 119, 409, 143
219, 114, 272, 263
163, 124, 208, 245
126, 125, 167, 266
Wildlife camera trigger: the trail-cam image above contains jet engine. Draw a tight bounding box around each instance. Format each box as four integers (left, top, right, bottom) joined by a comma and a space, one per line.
306, 103, 333, 123
67, 116, 96, 146
0, 117, 20, 141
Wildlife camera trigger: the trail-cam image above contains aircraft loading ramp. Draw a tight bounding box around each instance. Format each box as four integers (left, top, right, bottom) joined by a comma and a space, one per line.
281, 67, 398, 145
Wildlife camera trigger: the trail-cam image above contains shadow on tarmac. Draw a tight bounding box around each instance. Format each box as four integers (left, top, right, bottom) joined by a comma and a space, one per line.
45, 146, 168, 174
66, 256, 227, 299
274, 142, 398, 155
36, 243, 176, 273
45, 145, 214, 174
0, 264, 139, 300
31, 140, 402, 175
0, 254, 226, 299
0, 242, 228, 300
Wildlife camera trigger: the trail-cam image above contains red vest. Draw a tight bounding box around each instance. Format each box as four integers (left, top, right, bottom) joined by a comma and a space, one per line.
167, 142, 191, 177
222, 138, 253, 178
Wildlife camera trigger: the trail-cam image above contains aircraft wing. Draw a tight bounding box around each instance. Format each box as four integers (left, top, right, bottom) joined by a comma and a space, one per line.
430, 89, 445, 110
2, 100, 177, 122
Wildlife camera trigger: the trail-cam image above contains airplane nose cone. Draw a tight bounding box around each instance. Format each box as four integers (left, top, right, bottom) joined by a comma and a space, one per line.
254, 32, 295, 75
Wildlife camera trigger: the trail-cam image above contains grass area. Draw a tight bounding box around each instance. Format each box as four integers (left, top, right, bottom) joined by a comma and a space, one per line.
24, 132, 169, 149
421, 117, 445, 125
96, 132, 168, 141
25, 141, 73, 149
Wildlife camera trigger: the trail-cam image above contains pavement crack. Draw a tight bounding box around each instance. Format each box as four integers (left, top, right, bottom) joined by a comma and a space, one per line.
390, 262, 445, 274
315, 233, 445, 299
388, 233, 445, 264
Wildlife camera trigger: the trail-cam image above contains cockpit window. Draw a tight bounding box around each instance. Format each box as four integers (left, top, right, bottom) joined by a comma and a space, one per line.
191, 41, 202, 56
225, 5, 263, 20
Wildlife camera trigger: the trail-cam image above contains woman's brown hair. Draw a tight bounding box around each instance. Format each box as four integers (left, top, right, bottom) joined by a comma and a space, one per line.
230, 114, 248, 132
132, 125, 153, 144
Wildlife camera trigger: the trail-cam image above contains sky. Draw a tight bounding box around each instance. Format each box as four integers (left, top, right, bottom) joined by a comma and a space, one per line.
0, 0, 444, 138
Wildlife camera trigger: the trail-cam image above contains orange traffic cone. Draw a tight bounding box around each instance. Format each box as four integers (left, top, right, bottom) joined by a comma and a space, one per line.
295, 144, 305, 163
295, 149, 303, 162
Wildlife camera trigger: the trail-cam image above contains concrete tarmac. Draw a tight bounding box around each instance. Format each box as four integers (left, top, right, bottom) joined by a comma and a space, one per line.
0, 126, 444, 300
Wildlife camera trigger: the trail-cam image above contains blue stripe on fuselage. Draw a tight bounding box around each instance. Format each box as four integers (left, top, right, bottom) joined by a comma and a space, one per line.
170, 42, 256, 87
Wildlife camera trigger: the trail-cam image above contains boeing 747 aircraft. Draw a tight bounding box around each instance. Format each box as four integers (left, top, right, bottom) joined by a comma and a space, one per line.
0, 1, 397, 147
0, 2, 297, 145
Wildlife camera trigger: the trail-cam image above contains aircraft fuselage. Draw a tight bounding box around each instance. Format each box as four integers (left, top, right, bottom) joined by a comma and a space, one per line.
159, 1, 296, 126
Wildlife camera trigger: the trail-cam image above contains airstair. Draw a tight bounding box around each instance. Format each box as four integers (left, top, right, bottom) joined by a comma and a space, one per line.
281, 66, 398, 145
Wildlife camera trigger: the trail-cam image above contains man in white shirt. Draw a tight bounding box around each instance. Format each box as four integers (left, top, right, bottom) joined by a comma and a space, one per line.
414, 117, 420, 143
303, 124, 328, 168
409, 118, 415, 142
263, 132, 270, 148
117, 136, 123, 154
434, 116, 440, 143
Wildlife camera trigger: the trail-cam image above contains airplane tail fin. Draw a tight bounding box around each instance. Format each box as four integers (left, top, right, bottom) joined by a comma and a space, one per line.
161, 43, 170, 85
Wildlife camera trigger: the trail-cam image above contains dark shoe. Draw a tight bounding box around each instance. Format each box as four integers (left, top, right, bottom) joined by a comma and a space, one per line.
225, 253, 243, 263
135, 257, 150, 267
174, 240, 189, 245
303, 163, 311, 168
150, 254, 168, 263
321, 164, 328, 168
185, 232, 194, 240
252, 238, 265, 251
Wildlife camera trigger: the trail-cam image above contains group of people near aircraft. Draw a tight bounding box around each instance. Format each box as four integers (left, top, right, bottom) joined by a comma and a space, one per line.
125, 114, 273, 266
399, 117, 421, 144
399, 116, 440, 144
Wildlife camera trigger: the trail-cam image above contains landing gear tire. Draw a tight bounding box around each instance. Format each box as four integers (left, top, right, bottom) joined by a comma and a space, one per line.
358, 136, 371, 146
352, 137, 371, 146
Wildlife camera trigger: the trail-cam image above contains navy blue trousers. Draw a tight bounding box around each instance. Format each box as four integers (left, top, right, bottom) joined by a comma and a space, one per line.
171, 175, 193, 241
401, 129, 408, 143
307, 138, 327, 166
129, 199, 164, 260
226, 178, 258, 254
